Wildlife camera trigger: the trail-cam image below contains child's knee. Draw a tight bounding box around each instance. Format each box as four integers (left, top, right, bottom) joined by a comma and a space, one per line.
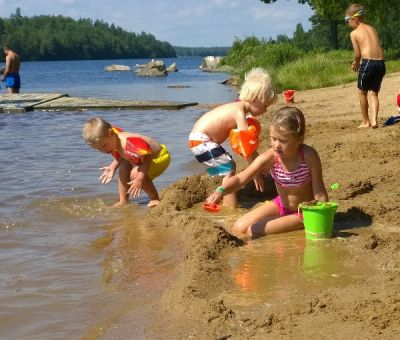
232, 220, 250, 234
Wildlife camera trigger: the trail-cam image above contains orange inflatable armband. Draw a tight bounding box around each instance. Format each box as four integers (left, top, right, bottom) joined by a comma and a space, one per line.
229, 116, 261, 158
246, 116, 261, 135
125, 137, 152, 158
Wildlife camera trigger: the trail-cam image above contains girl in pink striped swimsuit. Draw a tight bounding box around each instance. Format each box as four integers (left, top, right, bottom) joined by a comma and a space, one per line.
206, 106, 329, 238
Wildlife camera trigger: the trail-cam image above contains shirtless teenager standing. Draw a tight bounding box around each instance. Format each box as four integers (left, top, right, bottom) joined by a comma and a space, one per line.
2, 45, 21, 94
346, 4, 385, 129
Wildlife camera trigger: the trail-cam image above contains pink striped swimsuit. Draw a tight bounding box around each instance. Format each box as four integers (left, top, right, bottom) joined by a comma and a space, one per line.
270, 147, 311, 188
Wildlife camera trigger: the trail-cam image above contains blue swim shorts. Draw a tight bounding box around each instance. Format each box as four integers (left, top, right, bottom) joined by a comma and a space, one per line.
5, 73, 21, 89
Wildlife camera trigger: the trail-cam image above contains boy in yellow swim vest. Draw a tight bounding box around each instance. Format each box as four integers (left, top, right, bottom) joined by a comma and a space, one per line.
83, 117, 170, 207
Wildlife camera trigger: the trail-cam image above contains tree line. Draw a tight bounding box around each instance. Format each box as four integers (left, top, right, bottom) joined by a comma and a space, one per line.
260, 0, 400, 51
174, 46, 229, 57
0, 8, 176, 61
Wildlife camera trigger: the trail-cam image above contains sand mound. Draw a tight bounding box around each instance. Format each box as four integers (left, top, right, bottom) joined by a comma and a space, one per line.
108, 72, 400, 339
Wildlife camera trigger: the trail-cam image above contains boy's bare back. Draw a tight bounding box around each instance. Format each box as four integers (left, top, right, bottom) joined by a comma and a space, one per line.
350, 22, 384, 61
191, 102, 247, 144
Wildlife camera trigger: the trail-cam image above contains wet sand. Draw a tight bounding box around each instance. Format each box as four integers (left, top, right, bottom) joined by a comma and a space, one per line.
104, 72, 400, 339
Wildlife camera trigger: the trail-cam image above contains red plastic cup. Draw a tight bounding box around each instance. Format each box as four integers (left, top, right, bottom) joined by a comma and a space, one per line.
283, 90, 295, 104
202, 203, 221, 213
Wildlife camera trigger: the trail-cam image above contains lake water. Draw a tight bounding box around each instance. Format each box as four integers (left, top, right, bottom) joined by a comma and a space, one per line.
0, 57, 237, 339
0, 57, 367, 339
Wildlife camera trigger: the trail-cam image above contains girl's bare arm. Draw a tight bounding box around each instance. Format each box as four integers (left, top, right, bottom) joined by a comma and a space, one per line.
206, 149, 274, 204
307, 148, 328, 202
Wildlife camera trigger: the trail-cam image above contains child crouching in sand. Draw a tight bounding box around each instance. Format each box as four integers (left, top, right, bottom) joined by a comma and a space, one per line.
189, 67, 277, 208
83, 117, 170, 207
206, 106, 328, 237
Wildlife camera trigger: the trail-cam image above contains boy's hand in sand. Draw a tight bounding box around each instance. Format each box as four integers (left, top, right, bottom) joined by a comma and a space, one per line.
206, 191, 223, 205
99, 165, 116, 184
127, 178, 143, 197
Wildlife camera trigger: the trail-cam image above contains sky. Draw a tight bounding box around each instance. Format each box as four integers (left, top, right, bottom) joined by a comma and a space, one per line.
0, 0, 315, 47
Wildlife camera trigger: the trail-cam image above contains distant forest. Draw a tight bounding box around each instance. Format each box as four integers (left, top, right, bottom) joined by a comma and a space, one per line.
0, 8, 176, 61
174, 46, 229, 57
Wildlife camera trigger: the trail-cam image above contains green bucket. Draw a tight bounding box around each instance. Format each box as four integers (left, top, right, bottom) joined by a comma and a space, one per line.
299, 202, 338, 240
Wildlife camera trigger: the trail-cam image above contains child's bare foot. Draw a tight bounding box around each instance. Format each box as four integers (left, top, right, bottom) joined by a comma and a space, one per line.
111, 201, 128, 208
370, 114, 378, 128
147, 200, 160, 207
358, 122, 371, 129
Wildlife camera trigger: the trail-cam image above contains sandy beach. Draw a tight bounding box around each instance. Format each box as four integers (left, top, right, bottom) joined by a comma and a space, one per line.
104, 72, 400, 339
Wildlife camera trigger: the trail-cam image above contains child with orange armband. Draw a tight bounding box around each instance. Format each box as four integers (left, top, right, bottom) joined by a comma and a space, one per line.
188, 67, 277, 208
83, 117, 170, 207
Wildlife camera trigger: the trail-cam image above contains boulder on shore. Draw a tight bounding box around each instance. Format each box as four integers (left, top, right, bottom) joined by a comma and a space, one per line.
136, 60, 168, 77
104, 64, 131, 72
166, 62, 178, 72
199, 56, 223, 71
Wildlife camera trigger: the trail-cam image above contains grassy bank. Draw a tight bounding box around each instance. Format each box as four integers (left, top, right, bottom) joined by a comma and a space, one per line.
221, 38, 400, 91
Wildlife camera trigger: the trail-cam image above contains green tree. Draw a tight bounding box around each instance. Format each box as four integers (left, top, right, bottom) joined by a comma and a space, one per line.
0, 10, 176, 60
260, 0, 400, 49
10, 7, 22, 20
292, 24, 307, 49
259, 0, 349, 49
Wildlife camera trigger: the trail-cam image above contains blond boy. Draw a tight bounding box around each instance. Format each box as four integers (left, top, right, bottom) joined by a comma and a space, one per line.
346, 4, 385, 129
188, 67, 277, 208
83, 117, 170, 207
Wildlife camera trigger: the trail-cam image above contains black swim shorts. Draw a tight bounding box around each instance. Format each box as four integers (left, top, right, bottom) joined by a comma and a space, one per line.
358, 59, 386, 92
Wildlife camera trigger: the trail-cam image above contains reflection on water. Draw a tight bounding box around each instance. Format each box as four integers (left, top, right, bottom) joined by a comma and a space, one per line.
0, 193, 181, 339
186, 203, 370, 310
222, 232, 370, 309
84, 207, 182, 340
0, 58, 236, 339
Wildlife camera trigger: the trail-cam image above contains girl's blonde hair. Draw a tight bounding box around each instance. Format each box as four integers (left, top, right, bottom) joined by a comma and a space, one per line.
239, 67, 277, 106
271, 106, 306, 138
82, 117, 112, 145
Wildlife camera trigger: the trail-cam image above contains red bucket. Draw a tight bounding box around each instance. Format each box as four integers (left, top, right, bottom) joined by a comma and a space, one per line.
397, 93, 400, 108
283, 90, 295, 104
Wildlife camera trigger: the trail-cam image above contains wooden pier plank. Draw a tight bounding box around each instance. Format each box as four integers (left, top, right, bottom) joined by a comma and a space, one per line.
0, 93, 68, 113
0, 93, 198, 112
33, 96, 198, 110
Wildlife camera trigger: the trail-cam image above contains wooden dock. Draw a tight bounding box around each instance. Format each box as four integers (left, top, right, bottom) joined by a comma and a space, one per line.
0, 93, 198, 113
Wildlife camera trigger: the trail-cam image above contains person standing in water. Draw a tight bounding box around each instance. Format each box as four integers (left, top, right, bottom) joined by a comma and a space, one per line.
83, 117, 171, 208
2, 45, 21, 93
